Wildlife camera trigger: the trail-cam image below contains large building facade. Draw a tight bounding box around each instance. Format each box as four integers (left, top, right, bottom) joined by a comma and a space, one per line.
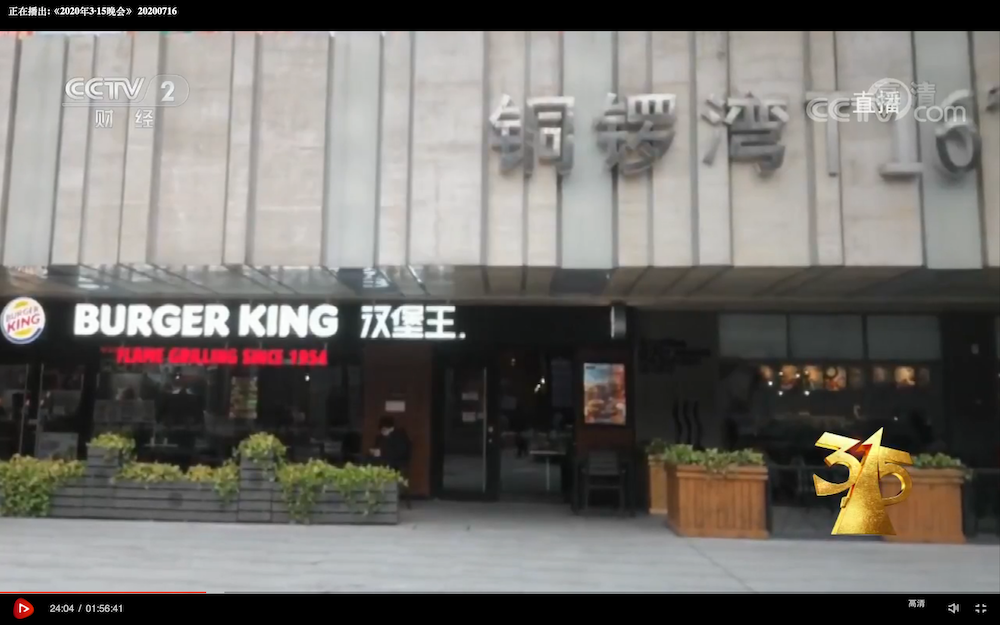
0, 31, 997, 502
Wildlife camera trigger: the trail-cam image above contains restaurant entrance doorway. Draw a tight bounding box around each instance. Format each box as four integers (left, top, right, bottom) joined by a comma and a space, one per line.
436, 356, 499, 500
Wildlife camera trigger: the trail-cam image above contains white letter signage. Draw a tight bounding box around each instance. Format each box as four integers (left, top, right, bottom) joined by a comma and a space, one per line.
72, 303, 339, 339
359, 304, 465, 340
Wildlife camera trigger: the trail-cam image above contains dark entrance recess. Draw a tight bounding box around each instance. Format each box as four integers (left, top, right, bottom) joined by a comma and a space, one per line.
429, 306, 634, 502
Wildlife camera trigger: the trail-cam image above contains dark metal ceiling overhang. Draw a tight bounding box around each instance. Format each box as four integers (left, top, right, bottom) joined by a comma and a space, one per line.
1, 264, 998, 311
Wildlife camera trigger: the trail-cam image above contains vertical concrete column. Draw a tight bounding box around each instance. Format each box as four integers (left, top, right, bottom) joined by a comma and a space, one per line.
693, 31, 731, 266
408, 31, 485, 266
807, 31, 845, 266
484, 30, 525, 268
3, 35, 65, 266
250, 33, 328, 266
51, 35, 95, 265
376, 31, 413, 268
973, 31, 1000, 268
615, 31, 651, 268
650, 31, 694, 268
836, 31, 922, 267
524, 31, 559, 268
561, 31, 614, 269
118, 31, 162, 264
222, 32, 257, 265
0, 37, 16, 262
913, 31, 983, 269
80, 35, 131, 265
728, 31, 809, 267
324, 31, 382, 269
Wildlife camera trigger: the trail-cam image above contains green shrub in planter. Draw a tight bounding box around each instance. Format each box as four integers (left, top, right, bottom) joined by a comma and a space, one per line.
0, 455, 85, 517
662, 444, 764, 475
186, 462, 240, 503
88, 432, 136, 461
112, 460, 241, 503
237, 433, 287, 468
912, 452, 972, 480
276, 459, 406, 523
644, 438, 668, 458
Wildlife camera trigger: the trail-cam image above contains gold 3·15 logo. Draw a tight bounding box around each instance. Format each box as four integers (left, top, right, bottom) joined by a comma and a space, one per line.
813, 428, 912, 536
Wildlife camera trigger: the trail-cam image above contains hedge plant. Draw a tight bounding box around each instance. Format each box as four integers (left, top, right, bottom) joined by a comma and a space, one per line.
276, 459, 405, 523
2, 432, 402, 520
644, 438, 668, 459
88, 431, 136, 460
912, 452, 972, 480
660, 443, 765, 476
0, 455, 85, 517
237, 432, 287, 468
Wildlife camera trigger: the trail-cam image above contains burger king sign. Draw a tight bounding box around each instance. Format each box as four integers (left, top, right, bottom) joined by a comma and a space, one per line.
2, 297, 46, 345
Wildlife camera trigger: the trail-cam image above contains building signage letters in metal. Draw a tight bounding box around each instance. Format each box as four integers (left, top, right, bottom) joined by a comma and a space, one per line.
594, 92, 677, 175
488, 94, 575, 176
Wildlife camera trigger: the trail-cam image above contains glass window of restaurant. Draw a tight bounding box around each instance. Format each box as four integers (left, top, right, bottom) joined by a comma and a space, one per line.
718, 313, 942, 464
93, 348, 364, 468
0, 364, 30, 460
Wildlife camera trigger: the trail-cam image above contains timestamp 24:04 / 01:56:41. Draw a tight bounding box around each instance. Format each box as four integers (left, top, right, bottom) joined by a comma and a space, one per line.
49, 604, 124, 614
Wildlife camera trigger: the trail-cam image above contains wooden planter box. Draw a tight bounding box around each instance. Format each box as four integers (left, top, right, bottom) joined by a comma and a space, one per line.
666, 464, 768, 539
880, 468, 965, 544
647, 458, 668, 516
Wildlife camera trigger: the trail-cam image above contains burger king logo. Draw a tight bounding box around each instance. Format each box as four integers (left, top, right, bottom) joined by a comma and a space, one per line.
1, 297, 46, 345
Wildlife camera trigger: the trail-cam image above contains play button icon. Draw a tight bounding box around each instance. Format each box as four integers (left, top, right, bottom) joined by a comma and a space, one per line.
14, 598, 34, 619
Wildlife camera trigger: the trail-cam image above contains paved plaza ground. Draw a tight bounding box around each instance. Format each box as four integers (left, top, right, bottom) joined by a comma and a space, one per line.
2, 502, 998, 593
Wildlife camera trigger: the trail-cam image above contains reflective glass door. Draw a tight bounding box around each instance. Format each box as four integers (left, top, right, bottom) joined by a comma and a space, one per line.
440, 364, 493, 499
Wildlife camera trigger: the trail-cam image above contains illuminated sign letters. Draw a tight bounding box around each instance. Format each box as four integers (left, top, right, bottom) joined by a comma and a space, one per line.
360, 304, 465, 340
73, 303, 340, 339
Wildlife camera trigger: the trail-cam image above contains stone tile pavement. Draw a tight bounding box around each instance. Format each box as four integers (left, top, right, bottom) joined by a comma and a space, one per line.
1, 502, 998, 593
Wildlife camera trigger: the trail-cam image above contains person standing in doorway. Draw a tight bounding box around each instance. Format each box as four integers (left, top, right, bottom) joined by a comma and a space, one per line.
368, 416, 411, 473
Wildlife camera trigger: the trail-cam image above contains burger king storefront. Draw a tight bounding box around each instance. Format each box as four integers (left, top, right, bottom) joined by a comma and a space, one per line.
0, 297, 632, 501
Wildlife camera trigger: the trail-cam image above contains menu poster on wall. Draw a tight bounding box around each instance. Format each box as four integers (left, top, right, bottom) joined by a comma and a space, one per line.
583, 363, 627, 426
229, 376, 258, 420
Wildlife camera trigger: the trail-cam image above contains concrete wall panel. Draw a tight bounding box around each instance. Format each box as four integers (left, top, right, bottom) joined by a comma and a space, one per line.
836, 31, 923, 267
78, 35, 130, 266
913, 31, 983, 269
409, 31, 485, 266
973, 31, 1000, 268
561, 31, 614, 269
3, 35, 64, 266
729, 31, 810, 267
0, 31, 996, 279
250, 33, 328, 266
693, 31, 731, 266
324, 31, 381, 269
615, 31, 651, 267
485, 31, 525, 267
650, 31, 693, 267
0, 37, 17, 261
50, 36, 94, 265
153, 33, 231, 265
524, 31, 560, 267
807, 31, 844, 266
222, 32, 256, 265
376, 32, 412, 267
117, 31, 161, 264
